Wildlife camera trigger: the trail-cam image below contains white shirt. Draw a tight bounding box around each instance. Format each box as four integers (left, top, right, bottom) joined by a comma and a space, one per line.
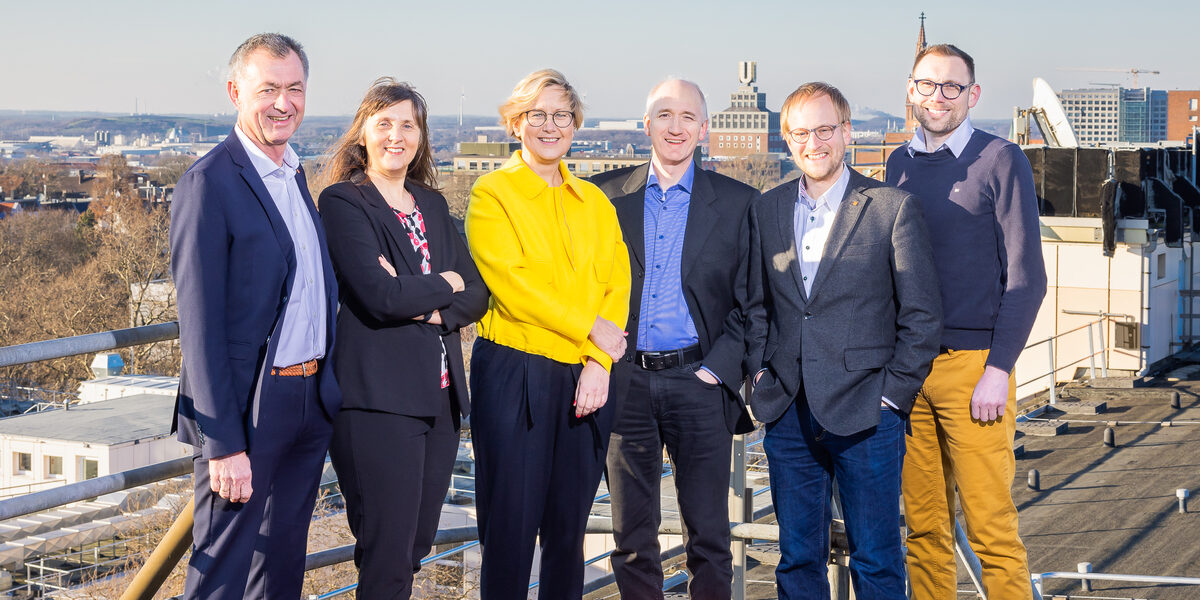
233, 126, 327, 367
793, 165, 851, 296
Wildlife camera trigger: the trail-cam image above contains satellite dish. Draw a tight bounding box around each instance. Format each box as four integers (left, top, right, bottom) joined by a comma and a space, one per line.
1031, 78, 1079, 148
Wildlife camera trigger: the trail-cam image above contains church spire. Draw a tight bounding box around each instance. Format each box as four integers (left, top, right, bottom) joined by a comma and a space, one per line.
916, 12, 927, 55
904, 13, 928, 134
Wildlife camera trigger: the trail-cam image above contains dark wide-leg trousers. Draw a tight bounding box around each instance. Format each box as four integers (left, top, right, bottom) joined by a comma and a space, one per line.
329, 387, 460, 599
185, 372, 333, 600
469, 338, 613, 600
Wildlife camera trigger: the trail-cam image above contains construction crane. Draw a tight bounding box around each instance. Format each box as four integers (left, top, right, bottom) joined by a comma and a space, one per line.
1058, 67, 1161, 88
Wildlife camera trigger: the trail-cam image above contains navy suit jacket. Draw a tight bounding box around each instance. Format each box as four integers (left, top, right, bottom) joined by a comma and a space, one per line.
169, 131, 341, 459
745, 168, 942, 434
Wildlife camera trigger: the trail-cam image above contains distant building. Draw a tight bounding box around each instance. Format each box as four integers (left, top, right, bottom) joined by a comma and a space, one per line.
902, 13, 928, 134
708, 61, 785, 158
1166, 90, 1200, 141
1058, 87, 1167, 145
452, 135, 643, 176
0, 394, 189, 490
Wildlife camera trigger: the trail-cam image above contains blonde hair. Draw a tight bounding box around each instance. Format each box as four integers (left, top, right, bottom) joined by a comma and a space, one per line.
779, 82, 851, 137
498, 69, 584, 138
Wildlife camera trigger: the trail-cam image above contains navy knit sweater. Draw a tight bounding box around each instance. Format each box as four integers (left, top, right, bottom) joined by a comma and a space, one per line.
885, 130, 1047, 372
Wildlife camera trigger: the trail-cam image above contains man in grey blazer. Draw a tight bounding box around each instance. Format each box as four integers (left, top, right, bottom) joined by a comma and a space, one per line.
744, 82, 941, 599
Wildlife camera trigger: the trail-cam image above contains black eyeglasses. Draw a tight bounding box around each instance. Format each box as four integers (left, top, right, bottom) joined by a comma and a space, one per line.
911, 79, 974, 100
787, 123, 842, 145
524, 110, 575, 128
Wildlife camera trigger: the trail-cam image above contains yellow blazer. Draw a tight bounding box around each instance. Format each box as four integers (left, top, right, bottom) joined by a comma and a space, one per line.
466, 152, 631, 371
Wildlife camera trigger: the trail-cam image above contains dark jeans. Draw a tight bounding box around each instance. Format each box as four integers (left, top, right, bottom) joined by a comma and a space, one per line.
469, 338, 612, 600
764, 400, 907, 600
185, 372, 333, 600
329, 388, 459, 599
607, 363, 733, 600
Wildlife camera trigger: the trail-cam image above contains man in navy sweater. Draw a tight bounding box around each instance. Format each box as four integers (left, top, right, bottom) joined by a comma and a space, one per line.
886, 44, 1046, 599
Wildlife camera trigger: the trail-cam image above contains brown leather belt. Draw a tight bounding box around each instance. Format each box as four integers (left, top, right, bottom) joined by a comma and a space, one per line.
271, 359, 319, 377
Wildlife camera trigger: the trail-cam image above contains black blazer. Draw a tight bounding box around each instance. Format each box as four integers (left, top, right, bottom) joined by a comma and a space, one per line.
745, 168, 942, 434
591, 163, 757, 434
319, 178, 488, 418
170, 131, 341, 459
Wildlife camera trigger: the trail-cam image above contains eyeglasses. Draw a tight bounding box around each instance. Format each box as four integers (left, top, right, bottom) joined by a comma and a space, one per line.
911, 79, 974, 100
524, 110, 575, 128
787, 123, 842, 145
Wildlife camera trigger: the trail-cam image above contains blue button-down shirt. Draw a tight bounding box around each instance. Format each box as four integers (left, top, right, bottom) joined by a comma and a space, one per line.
638, 164, 699, 352
233, 126, 327, 367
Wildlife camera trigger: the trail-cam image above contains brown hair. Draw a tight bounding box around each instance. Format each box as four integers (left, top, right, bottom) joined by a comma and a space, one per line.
779, 82, 851, 137
912, 43, 976, 82
316, 77, 438, 192
498, 69, 584, 138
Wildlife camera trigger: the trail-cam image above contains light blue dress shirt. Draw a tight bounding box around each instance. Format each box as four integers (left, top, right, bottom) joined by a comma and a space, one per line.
233, 126, 327, 367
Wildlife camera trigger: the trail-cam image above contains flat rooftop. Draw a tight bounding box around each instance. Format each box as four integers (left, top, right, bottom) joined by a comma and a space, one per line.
0, 393, 174, 445
1010, 377, 1200, 599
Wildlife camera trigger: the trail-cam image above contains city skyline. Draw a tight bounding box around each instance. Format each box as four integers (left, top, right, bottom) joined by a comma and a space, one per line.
3, 1, 1198, 122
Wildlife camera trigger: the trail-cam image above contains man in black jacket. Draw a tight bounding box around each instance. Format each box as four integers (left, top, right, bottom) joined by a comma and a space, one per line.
591, 78, 757, 600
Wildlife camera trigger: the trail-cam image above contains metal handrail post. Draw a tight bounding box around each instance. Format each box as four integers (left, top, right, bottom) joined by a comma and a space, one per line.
1047, 340, 1057, 405
953, 518, 986, 599
1087, 321, 1098, 380
730, 380, 750, 600
1098, 320, 1109, 378
119, 497, 194, 600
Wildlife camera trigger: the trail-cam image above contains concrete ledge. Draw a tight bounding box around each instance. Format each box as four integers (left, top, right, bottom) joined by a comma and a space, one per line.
1018, 420, 1069, 437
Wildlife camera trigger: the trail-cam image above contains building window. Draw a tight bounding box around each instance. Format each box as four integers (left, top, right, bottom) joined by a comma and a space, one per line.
1191, 116, 1198, 122
1191, 99, 1198, 111
15, 452, 31, 474
80, 458, 99, 480
46, 456, 63, 477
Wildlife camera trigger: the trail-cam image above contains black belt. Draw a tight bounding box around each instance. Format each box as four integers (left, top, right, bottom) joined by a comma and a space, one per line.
635, 344, 703, 371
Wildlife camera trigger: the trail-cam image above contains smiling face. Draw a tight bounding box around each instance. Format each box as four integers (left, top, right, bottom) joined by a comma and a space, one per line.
362, 100, 420, 179
644, 80, 708, 170
784, 93, 850, 188
518, 85, 575, 171
908, 53, 980, 147
228, 49, 306, 163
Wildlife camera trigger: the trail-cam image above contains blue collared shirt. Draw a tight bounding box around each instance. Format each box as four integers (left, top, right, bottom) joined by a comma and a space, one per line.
233, 126, 327, 367
907, 116, 975, 158
638, 163, 700, 352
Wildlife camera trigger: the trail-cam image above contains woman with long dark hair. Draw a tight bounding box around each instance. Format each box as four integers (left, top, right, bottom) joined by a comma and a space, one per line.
317, 78, 488, 598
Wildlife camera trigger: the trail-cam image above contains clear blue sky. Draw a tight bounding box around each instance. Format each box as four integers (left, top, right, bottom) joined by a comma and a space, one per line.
3, 0, 1197, 121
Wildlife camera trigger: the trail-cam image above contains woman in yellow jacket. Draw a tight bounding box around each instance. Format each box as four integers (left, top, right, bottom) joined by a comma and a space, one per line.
465, 68, 631, 600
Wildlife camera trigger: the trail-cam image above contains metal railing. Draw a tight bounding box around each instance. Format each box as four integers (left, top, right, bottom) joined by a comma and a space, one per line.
1017, 311, 1134, 406
0, 317, 1192, 600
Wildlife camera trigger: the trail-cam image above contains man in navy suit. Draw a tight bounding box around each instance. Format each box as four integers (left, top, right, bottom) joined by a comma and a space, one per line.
169, 33, 340, 599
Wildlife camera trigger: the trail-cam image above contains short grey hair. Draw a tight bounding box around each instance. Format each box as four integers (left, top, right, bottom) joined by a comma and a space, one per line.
228, 33, 309, 83
644, 78, 708, 121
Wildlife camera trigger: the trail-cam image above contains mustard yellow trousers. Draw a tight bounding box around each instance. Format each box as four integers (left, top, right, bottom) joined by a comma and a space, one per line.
902, 349, 1032, 599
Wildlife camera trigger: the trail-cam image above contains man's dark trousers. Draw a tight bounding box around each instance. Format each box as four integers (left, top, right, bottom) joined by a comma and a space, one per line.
607, 362, 732, 600
765, 399, 907, 600
185, 372, 333, 600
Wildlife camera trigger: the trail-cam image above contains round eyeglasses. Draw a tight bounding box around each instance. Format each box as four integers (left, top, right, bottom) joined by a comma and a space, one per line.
912, 79, 973, 100
787, 123, 842, 145
524, 110, 575, 128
